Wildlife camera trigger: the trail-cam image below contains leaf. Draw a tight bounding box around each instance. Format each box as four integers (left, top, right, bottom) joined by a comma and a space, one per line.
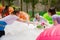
37, 25, 42, 28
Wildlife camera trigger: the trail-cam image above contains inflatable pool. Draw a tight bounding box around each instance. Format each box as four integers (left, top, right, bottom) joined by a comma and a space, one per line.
0, 21, 43, 40
36, 24, 60, 40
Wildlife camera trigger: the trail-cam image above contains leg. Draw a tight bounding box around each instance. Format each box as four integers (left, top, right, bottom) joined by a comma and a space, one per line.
0, 31, 5, 37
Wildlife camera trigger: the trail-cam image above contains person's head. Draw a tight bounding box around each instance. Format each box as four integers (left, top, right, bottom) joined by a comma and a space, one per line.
48, 7, 56, 16
9, 7, 14, 14
12, 10, 20, 16
35, 13, 40, 20
5, 5, 10, 10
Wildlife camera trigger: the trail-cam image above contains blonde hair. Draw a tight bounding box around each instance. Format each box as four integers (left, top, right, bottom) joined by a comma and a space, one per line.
35, 13, 39, 17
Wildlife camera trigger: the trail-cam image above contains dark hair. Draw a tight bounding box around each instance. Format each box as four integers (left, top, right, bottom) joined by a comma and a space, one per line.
12, 10, 20, 15
13, 7, 15, 10
5, 5, 10, 10
2, 5, 10, 16
48, 7, 56, 16
2, 5, 10, 13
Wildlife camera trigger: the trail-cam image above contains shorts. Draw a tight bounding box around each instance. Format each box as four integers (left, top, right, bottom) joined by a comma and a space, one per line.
0, 31, 5, 37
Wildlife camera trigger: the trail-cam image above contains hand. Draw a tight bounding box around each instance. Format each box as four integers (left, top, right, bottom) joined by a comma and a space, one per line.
34, 22, 39, 25
41, 22, 45, 26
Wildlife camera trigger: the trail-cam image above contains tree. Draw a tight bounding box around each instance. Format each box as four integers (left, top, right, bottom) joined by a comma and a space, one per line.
40, 0, 49, 10
48, 0, 51, 9
23, 0, 39, 17
5, 0, 14, 6
30, 0, 39, 17
50, 0, 57, 7
1, 0, 14, 6
1, 0, 5, 6
55, 0, 60, 11
23, 0, 30, 13
20, 0, 23, 11
40, 0, 57, 11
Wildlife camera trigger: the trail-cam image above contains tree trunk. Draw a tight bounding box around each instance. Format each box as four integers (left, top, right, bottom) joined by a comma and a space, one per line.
48, 0, 51, 9
8, 0, 10, 6
45, 5, 49, 11
32, 6, 34, 17
26, 3, 28, 13
2, 0, 4, 6
32, 0, 34, 17
2, 0, 4, 18
20, 0, 23, 11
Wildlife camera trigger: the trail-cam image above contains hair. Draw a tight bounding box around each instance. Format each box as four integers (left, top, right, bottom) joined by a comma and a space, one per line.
5, 5, 10, 10
34, 13, 40, 19
2, 5, 10, 15
48, 7, 56, 16
35, 13, 39, 17
12, 10, 20, 15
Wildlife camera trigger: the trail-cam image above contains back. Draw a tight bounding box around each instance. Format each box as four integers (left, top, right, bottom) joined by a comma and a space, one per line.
0, 15, 19, 25
52, 14, 60, 24
0, 21, 7, 31
57, 16, 60, 24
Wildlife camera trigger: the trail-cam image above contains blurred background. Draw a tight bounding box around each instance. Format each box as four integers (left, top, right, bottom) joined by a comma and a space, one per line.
0, 0, 60, 24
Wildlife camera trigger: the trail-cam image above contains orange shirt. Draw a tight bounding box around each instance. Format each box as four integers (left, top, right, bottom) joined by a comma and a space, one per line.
0, 6, 4, 13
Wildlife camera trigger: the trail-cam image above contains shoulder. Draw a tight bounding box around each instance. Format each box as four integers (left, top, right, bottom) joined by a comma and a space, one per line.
0, 15, 11, 20
13, 15, 19, 19
52, 14, 58, 17
4, 15, 11, 18
52, 14, 58, 18
52, 14, 59, 20
5, 15, 18, 18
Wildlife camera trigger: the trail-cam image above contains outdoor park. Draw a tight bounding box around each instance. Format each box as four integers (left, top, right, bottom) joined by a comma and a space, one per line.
0, 0, 60, 40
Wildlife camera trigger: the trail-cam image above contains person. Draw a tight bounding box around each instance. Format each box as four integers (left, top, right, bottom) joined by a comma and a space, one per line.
48, 7, 60, 25
2, 5, 9, 18
0, 10, 27, 37
19, 11, 30, 22
8, 6, 14, 15
33, 13, 48, 25
0, 21, 7, 37
0, 6, 4, 18
2, 5, 14, 18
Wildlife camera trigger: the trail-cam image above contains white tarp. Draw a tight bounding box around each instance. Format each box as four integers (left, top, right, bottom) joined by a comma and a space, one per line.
0, 21, 43, 40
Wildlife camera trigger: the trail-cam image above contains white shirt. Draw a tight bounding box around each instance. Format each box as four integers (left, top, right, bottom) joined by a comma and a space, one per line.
0, 15, 19, 25
33, 16, 48, 23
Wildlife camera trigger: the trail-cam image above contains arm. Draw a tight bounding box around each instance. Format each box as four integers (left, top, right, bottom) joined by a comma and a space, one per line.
17, 18, 26, 23
17, 17, 39, 25
53, 20, 58, 25
17, 18, 34, 24
52, 16, 58, 25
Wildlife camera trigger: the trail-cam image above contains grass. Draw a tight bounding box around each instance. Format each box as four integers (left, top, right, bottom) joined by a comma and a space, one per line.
37, 25, 42, 28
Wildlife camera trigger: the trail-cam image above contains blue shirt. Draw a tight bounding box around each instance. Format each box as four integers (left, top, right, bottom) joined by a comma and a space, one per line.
0, 21, 7, 31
